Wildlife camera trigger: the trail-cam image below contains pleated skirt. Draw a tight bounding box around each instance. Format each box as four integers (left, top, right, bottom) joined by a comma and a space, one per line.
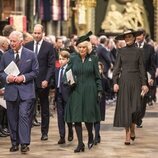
113, 72, 142, 127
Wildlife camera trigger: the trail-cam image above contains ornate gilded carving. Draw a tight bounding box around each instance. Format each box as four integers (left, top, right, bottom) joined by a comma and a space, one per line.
101, 4, 123, 32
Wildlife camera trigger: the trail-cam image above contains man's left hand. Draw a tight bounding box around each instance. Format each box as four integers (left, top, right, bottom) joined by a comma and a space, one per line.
14, 75, 24, 83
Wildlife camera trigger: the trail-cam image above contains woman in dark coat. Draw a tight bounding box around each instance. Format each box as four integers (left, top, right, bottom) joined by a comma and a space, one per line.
65, 31, 102, 152
113, 29, 148, 145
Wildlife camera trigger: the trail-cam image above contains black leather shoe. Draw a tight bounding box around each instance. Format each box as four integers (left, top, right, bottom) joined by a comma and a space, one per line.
0, 129, 10, 136
21, 144, 29, 153
58, 138, 65, 144
0, 132, 8, 137
136, 120, 142, 128
3, 128, 9, 133
2, 128, 10, 135
10, 145, 19, 152
41, 134, 48, 141
137, 125, 143, 128
32, 121, 41, 127
74, 143, 85, 153
148, 102, 153, 106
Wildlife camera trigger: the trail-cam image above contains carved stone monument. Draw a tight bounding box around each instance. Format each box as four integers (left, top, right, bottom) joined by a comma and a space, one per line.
101, 0, 149, 34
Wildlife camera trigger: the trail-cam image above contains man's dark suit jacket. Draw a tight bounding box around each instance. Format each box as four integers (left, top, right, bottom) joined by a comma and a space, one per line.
141, 43, 156, 80
25, 40, 55, 88
96, 44, 112, 74
0, 47, 39, 101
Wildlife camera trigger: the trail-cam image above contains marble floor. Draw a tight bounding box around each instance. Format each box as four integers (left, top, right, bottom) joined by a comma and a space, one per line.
0, 102, 158, 158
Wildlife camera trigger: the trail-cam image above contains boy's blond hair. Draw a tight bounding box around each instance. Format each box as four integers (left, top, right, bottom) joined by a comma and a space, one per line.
59, 50, 70, 59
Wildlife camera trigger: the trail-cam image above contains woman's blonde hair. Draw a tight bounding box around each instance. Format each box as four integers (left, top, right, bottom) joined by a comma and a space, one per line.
77, 41, 92, 54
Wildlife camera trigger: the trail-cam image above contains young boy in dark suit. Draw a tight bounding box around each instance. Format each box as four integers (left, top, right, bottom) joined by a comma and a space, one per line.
55, 50, 73, 144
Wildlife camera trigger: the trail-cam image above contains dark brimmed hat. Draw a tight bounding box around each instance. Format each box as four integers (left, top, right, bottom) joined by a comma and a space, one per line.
115, 29, 143, 40
76, 31, 93, 45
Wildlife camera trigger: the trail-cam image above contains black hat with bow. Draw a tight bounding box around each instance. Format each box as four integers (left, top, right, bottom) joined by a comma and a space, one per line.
76, 31, 93, 45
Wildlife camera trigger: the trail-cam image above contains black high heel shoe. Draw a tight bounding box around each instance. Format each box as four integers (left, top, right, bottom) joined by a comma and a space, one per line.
74, 143, 85, 153
124, 141, 130, 145
130, 136, 136, 141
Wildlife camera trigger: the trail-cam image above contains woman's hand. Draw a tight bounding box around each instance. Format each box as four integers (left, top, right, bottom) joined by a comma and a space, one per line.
98, 91, 102, 102
141, 85, 149, 96
113, 84, 119, 93
148, 79, 154, 86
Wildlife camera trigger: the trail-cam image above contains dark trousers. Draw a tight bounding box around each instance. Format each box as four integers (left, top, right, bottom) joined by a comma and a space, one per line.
6, 98, 34, 146
94, 122, 100, 139
136, 96, 148, 125
56, 93, 73, 138
32, 97, 40, 122
0, 106, 5, 129
36, 88, 50, 135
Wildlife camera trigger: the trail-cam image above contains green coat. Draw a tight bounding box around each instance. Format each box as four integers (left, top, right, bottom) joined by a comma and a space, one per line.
65, 53, 102, 123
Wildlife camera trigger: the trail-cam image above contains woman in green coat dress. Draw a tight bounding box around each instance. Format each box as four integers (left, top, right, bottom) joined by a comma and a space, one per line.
64, 31, 102, 152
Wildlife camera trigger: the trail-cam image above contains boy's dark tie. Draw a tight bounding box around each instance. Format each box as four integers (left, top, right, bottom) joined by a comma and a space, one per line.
58, 68, 64, 93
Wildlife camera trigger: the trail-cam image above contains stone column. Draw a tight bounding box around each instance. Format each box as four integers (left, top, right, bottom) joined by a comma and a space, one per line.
15, 0, 25, 15
154, 0, 158, 41
76, 0, 96, 35
85, 0, 96, 33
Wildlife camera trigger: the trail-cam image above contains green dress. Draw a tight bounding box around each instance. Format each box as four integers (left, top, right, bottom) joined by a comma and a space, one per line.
65, 53, 102, 123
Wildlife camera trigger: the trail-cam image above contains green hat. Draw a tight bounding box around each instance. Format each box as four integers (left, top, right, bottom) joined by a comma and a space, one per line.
115, 29, 143, 40
76, 31, 93, 45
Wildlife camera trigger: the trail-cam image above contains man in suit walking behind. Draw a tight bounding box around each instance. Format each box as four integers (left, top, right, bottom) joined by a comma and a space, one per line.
25, 24, 55, 141
136, 29, 156, 128
0, 31, 39, 153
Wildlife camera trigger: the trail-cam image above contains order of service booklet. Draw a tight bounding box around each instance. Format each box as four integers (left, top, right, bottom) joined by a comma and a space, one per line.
66, 69, 75, 85
4, 61, 20, 76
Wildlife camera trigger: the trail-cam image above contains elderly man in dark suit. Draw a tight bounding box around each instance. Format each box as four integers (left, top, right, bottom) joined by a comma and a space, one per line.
25, 24, 55, 141
0, 31, 39, 153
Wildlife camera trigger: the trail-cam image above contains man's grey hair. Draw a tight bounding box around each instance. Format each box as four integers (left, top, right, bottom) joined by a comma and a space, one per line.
9, 31, 23, 41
